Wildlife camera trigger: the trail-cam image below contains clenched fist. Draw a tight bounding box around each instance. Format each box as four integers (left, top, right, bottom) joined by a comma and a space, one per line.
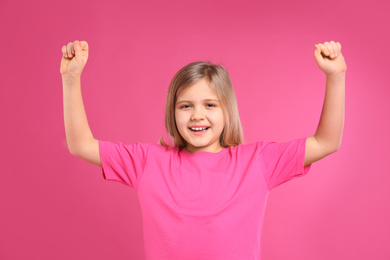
314, 41, 347, 76
60, 40, 89, 78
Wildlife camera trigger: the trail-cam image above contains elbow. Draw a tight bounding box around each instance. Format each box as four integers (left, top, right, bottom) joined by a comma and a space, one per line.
320, 141, 341, 156
320, 146, 339, 159
329, 142, 341, 154
335, 139, 342, 152
315, 136, 341, 155
67, 143, 81, 157
69, 145, 86, 157
331, 146, 340, 154
68, 147, 78, 156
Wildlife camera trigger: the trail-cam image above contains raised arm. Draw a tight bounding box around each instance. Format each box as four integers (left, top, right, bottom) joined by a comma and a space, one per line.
61, 40, 101, 167
304, 41, 347, 167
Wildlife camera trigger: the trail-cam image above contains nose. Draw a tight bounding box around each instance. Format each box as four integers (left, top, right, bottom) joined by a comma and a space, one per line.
190, 108, 205, 121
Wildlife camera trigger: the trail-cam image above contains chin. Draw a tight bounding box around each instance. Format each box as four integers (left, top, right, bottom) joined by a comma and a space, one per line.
190, 143, 209, 149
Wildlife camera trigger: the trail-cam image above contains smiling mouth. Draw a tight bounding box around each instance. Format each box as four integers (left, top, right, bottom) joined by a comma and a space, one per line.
189, 127, 209, 132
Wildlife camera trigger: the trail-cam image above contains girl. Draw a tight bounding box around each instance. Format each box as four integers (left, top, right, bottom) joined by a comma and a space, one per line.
61, 40, 346, 260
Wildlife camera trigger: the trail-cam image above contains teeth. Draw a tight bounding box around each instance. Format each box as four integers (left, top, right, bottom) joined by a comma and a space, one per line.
191, 127, 208, 131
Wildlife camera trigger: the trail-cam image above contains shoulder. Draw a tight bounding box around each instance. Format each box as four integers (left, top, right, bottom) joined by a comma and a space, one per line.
227, 141, 270, 156
145, 142, 180, 155
232, 138, 305, 155
234, 140, 272, 150
99, 140, 175, 155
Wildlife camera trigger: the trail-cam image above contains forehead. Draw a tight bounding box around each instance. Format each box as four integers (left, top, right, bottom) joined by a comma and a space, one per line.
176, 79, 219, 101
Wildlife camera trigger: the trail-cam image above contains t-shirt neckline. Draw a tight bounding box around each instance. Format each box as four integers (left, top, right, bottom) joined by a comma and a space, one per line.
180, 147, 228, 157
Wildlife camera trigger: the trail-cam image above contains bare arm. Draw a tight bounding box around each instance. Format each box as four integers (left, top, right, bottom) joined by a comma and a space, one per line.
304, 41, 347, 167
62, 76, 101, 166
61, 40, 101, 167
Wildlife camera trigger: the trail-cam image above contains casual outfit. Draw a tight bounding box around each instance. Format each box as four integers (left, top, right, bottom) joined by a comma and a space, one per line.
99, 137, 311, 260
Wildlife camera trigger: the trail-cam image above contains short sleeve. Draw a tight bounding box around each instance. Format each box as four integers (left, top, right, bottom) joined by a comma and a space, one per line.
98, 140, 149, 190
260, 137, 311, 190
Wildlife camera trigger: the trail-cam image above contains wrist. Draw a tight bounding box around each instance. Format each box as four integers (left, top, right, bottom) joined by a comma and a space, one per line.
325, 72, 346, 81
62, 74, 81, 84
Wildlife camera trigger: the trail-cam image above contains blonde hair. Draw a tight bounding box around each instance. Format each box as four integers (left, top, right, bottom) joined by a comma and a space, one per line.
160, 61, 244, 149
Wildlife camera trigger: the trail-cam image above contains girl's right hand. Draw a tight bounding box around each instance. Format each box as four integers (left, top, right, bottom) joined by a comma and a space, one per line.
60, 40, 89, 78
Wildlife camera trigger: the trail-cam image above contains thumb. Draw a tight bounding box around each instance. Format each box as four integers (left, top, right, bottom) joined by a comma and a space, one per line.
73, 41, 88, 65
313, 44, 321, 59
313, 44, 324, 66
79, 41, 88, 52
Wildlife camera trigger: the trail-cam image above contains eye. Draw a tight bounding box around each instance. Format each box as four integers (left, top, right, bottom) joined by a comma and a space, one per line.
206, 104, 215, 108
180, 104, 191, 109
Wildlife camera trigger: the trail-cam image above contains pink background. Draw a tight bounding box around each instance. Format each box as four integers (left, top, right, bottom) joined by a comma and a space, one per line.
1, 0, 389, 259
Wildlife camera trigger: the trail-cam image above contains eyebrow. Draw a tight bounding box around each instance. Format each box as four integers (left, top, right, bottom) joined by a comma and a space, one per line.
176, 99, 220, 105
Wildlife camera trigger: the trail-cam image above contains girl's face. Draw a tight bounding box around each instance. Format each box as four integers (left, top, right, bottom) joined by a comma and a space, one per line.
175, 79, 225, 153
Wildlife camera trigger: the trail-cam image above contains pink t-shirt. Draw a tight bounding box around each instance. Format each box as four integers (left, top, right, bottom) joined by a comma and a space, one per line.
99, 137, 311, 260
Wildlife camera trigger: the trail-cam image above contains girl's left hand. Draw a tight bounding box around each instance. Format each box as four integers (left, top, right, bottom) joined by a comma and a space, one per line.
314, 41, 347, 76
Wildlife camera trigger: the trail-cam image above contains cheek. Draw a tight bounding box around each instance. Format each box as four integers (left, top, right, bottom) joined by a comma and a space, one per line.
175, 111, 186, 128
211, 110, 225, 127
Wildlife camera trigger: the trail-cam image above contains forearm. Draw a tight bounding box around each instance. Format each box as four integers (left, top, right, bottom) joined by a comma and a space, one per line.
314, 73, 345, 152
62, 76, 95, 155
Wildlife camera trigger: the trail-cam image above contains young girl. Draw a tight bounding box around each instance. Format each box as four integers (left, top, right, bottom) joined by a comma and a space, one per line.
61, 40, 346, 260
